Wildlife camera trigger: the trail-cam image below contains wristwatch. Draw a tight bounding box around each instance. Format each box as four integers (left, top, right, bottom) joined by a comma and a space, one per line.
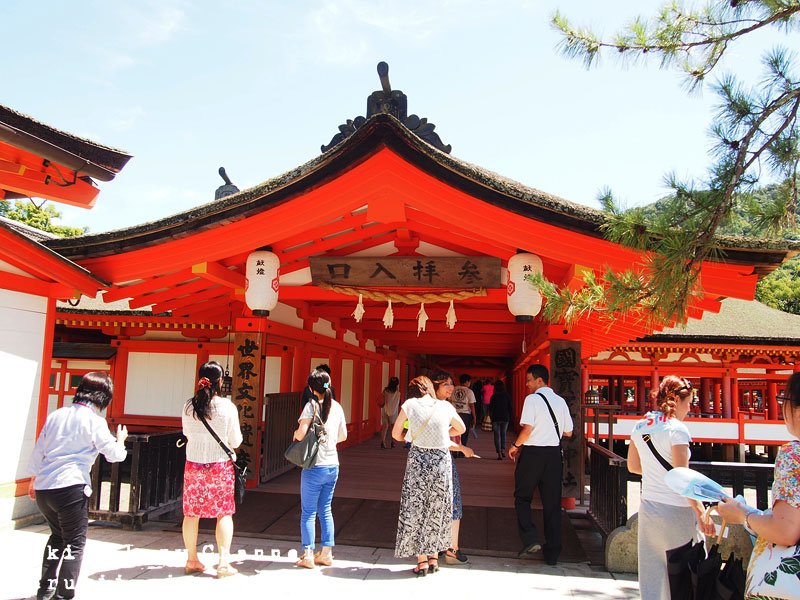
512, 443, 522, 448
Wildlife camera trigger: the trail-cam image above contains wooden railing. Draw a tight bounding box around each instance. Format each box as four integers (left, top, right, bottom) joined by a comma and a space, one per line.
588, 441, 629, 536
587, 442, 777, 536
89, 430, 184, 529
262, 392, 302, 482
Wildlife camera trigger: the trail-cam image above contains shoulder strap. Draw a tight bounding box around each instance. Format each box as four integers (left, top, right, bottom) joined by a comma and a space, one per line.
198, 412, 238, 467
640, 432, 674, 471
535, 392, 560, 438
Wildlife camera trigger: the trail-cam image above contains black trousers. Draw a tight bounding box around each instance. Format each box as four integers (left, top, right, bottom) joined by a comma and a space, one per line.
36, 484, 89, 599
459, 413, 474, 447
514, 445, 562, 563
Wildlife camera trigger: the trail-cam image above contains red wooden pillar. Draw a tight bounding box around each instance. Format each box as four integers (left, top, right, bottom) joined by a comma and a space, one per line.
607, 376, 615, 405
35, 298, 57, 434
650, 369, 660, 406
731, 377, 740, 419
722, 370, 732, 419
292, 343, 311, 392
280, 346, 293, 392
637, 376, 647, 413
700, 378, 711, 414
713, 382, 722, 415
767, 381, 778, 420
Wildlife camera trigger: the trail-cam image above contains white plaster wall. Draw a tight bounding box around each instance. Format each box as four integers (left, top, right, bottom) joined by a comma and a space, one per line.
0, 289, 47, 523
343, 330, 358, 346
362, 362, 371, 420
268, 302, 303, 328
125, 352, 196, 417
264, 356, 281, 394
365, 339, 376, 352
312, 319, 336, 339
340, 359, 354, 422
382, 362, 389, 388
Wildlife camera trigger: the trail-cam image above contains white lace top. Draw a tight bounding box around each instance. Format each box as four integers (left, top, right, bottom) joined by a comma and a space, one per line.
402, 395, 462, 449
182, 396, 243, 464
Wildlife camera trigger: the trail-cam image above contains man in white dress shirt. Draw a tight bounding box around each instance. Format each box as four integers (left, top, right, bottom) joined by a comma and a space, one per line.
508, 364, 573, 565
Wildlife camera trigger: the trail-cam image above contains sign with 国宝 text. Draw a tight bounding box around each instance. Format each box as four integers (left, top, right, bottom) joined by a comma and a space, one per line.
309, 257, 501, 288
232, 332, 264, 482
550, 340, 582, 500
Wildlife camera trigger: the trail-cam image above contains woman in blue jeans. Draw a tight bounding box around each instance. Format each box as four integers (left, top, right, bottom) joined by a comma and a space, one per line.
292, 369, 347, 569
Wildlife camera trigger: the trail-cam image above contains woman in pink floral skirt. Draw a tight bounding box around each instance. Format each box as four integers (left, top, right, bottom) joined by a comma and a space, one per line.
181, 361, 243, 578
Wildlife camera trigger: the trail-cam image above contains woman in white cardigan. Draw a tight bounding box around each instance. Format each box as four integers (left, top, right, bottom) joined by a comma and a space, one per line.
181, 361, 243, 578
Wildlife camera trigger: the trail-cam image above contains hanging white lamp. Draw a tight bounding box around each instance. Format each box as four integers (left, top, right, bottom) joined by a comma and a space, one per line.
506, 252, 543, 322
245, 246, 280, 316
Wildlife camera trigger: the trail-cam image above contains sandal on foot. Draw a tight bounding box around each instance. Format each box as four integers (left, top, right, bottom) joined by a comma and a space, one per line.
427, 557, 440, 573
314, 552, 332, 566
413, 560, 427, 576
296, 556, 315, 569
184, 560, 207, 574
215, 564, 238, 578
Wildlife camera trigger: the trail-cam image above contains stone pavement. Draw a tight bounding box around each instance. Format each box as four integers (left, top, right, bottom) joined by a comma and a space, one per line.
4, 522, 640, 600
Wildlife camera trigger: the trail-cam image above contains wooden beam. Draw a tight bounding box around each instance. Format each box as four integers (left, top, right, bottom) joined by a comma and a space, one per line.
192, 261, 246, 288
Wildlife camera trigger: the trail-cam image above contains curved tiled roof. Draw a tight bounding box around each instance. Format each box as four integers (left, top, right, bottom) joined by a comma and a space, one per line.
642, 298, 800, 345
44, 113, 798, 272
0, 104, 132, 176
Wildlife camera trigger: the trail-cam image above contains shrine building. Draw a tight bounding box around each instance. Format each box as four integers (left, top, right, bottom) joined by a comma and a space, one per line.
2, 65, 798, 527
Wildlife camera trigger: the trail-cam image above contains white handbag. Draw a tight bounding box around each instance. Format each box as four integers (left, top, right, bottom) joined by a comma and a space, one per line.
745, 537, 800, 599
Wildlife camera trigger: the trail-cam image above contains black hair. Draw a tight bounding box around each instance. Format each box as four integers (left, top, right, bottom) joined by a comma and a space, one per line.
430, 370, 453, 393
459, 373, 471, 385
385, 376, 400, 393
308, 369, 333, 422
493, 380, 506, 394
185, 360, 224, 420
526, 364, 549, 384
315, 363, 332, 376
73, 372, 114, 409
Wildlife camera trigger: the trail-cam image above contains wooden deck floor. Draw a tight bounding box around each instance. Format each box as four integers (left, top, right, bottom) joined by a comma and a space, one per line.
260, 428, 533, 508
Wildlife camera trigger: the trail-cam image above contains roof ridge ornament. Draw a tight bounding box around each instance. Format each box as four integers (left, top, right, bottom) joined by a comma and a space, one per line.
214, 167, 240, 200
321, 61, 451, 154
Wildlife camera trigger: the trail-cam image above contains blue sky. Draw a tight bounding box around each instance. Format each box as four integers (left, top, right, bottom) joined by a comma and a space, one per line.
1, 1, 788, 233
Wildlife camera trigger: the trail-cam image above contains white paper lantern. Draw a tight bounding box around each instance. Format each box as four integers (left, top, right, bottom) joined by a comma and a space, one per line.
245, 248, 280, 316
506, 253, 543, 321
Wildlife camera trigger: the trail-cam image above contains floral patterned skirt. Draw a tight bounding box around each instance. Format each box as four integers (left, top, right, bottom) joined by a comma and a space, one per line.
183, 460, 235, 518
395, 446, 453, 557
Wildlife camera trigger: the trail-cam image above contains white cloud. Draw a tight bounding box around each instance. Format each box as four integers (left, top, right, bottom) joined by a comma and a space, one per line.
107, 106, 145, 131
104, 52, 137, 73
296, 0, 499, 66
118, 1, 187, 47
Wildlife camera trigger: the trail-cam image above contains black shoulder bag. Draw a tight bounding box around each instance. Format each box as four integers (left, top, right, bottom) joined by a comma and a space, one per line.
535, 391, 564, 462
198, 414, 247, 507
284, 401, 325, 469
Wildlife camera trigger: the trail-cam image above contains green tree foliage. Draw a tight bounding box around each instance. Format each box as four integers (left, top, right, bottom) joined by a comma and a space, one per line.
757, 255, 800, 314
535, 1, 800, 328
0, 199, 86, 238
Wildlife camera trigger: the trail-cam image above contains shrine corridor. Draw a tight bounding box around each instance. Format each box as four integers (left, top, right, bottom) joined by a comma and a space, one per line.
172, 431, 595, 563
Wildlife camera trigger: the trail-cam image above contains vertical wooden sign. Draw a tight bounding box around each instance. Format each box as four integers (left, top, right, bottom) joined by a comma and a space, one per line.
232, 331, 264, 483
550, 340, 582, 500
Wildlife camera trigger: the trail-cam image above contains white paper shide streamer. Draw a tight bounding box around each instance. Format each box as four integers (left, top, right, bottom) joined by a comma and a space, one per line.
417, 302, 429, 336
352, 293, 365, 323
382, 300, 394, 329
445, 300, 457, 329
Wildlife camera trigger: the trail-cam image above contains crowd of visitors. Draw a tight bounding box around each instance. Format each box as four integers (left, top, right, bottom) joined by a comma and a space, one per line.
28, 362, 796, 592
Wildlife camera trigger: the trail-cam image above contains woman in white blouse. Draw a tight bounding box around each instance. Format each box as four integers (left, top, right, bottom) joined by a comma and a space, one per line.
392, 375, 466, 576
181, 361, 243, 578
292, 368, 348, 569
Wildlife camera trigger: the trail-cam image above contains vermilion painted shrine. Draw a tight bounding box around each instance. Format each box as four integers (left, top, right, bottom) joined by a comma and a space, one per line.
1, 70, 799, 528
